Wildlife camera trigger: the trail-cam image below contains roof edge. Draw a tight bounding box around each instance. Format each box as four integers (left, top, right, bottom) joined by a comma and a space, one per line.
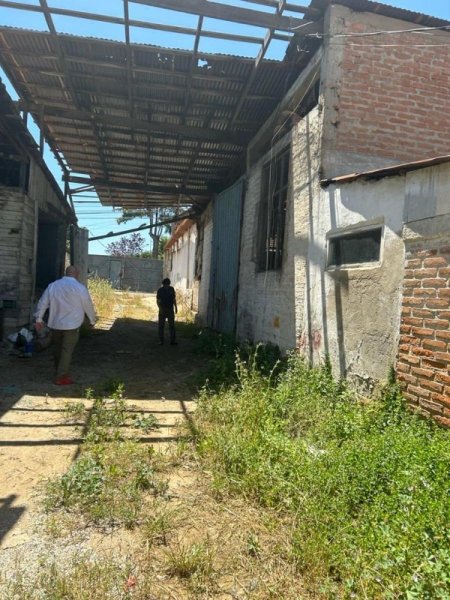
321, 155, 450, 187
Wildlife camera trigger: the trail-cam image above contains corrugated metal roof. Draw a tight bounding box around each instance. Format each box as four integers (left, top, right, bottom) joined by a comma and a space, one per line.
321, 155, 450, 187
0, 22, 308, 210
2, 0, 444, 211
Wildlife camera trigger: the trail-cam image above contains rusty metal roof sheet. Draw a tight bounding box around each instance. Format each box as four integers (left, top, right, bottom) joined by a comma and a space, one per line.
321, 155, 450, 187
0, 20, 313, 209
1, 0, 445, 212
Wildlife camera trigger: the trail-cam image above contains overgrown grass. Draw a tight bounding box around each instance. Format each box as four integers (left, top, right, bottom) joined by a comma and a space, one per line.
88, 275, 115, 319
44, 383, 165, 528
179, 325, 283, 391
194, 353, 450, 598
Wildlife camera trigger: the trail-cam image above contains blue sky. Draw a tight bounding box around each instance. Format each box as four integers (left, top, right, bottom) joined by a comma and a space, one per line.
0, 0, 449, 254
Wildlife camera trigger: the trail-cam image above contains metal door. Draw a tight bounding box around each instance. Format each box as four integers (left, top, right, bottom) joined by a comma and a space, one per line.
208, 178, 244, 333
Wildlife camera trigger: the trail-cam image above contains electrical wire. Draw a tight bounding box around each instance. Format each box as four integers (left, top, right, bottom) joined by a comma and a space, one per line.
304, 24, 450, 38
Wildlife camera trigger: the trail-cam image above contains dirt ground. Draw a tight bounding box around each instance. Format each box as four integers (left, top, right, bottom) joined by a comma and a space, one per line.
0, 291, 306, 599
0, 292, 200, 549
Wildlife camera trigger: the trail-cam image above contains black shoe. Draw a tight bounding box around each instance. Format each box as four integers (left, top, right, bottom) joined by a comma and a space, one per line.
159, 341, 164, 345
170, 341, 178, 345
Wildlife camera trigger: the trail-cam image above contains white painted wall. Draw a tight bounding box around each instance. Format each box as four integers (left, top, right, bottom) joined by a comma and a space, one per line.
167, 225, 197, 290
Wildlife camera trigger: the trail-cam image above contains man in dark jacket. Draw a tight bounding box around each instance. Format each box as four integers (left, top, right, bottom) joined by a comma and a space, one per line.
156, 278, 177, 345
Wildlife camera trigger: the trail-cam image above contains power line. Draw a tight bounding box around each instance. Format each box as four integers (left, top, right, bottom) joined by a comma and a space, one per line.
88, 210, 196, 241
305, 24, 450, 38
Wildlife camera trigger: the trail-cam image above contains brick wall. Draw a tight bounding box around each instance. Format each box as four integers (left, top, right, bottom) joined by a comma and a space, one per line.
321, 5, 450, 177
397, 242, 450, 426
337, 20, 450, 162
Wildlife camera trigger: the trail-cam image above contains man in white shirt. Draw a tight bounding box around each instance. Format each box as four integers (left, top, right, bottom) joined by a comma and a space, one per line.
35, 265, 96, 385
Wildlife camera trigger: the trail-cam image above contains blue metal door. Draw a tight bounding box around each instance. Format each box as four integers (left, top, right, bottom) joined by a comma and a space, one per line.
208, 178, 244, 334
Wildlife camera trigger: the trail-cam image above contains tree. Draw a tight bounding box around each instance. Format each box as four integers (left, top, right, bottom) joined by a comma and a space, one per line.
106, 232, 146, 256
158, 235, 170, 259
117, 208, 175, 259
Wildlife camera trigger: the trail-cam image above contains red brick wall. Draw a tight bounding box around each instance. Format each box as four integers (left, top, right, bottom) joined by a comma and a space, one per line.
397, 243, 450, 426
336, 21, 450, 162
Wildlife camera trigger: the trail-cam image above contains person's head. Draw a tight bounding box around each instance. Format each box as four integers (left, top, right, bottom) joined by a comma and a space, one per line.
162, 278, 171, 286
65, 265, 79, 279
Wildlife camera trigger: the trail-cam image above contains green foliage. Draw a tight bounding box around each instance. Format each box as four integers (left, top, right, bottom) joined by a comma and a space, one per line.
44, 382, 163, 528
141, 502, 181, 547
164, 539, 215, 588
188, 328, 284, 391
194, 355, 450, 598
63, 401, 86, 421
133, 413, 159, 433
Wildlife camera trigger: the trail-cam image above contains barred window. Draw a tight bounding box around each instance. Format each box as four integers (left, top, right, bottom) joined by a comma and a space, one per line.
258, 148, 290, 270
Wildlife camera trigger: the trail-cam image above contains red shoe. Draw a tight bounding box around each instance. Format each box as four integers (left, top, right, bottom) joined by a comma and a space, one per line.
55, 376, 74, 385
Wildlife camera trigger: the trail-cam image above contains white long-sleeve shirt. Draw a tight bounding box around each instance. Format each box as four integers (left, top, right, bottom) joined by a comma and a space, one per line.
35, 276, 96, 330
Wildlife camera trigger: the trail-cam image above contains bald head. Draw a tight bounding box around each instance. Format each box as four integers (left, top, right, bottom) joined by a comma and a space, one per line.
65, 265, 79, 279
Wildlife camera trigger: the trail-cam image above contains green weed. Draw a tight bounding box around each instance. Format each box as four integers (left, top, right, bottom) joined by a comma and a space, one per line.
133, 413, 159, 432
164, 538, 215, 591
194, 354, 450, 598
141, 502, 181, 547
63, 401, 86, 421
44, 383, 165, 528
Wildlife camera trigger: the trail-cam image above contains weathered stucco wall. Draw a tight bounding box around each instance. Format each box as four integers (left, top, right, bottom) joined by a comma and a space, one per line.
237, 107, 321, 351
320, 5, 450, 178
312, 177, 406, 389
197, 203, 213, 326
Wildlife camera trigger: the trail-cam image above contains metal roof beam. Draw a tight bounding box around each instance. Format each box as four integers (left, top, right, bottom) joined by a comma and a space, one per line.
64, 174, 211, 196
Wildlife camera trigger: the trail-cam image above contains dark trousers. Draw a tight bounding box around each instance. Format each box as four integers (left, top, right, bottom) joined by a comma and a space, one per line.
158, 308, 176, 343
51, 328, 80, 378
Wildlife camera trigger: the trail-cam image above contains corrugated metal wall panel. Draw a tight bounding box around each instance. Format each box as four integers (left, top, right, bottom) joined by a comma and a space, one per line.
208, 178, 244, 334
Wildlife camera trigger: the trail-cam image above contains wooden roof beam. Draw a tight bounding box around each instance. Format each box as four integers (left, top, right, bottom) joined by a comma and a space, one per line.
26, 104, 249, 145
132, 0, 313, 32
0, 3, 293, 45
229, 0, 287, 129
239, 0, 320, 15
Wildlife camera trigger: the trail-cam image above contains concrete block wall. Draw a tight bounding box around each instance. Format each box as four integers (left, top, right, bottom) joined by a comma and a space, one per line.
321, 5, 450, 178
88, 255, 162, 292
398, 221, 450, 426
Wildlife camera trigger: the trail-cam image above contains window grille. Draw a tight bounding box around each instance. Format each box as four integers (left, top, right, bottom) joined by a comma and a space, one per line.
258, 147, 290, 270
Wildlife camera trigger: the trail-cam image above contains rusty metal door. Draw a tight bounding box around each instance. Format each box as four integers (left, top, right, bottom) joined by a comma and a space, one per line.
208, 178, 244, 334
